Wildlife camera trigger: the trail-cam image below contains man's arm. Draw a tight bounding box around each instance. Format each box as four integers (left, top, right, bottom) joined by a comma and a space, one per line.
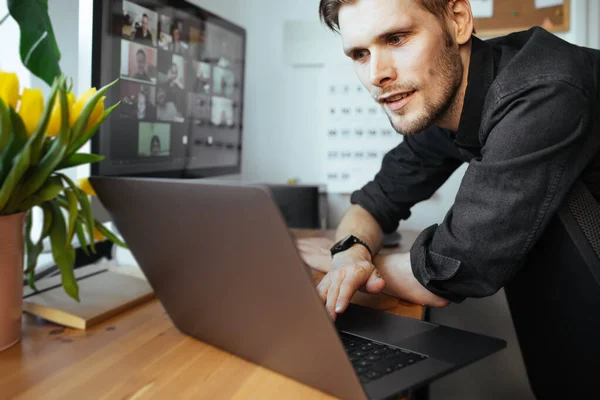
335, 204, 384, 254
409, 79, 600, 302
316, 126, 464, 318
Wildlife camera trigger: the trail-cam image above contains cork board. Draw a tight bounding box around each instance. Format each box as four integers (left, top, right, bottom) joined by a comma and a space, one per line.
474, 0, 570, 38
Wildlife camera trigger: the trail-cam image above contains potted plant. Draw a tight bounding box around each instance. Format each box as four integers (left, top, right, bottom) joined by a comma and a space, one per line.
0, 0, 126, 351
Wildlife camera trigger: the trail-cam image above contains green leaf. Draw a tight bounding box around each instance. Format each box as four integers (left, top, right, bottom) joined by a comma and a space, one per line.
0, 110, 33, 213
0, 99, 11, 153
75, 219, 90, 256
10, 174, 64, 213
58, 173, 96, 253
67, 100, 121, 157
30, 77, 62, 164
17, 81, 70, 200
2, 182, 22, 214
65, 189, 77, 243
48, 201, 79, 301
41, 201, 53, 238
0, 106, 27, 185
56, 153, 104, 171
94, 220, 128, 248
24, 210, 42, 291
8, 0, 61, 87
70, 79, 119, 146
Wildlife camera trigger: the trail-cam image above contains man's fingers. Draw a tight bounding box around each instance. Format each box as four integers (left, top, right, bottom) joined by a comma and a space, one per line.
365, 268, 386, 293
316, 277, 331, 303
326, 276, 343, 320
335, 277, 360, 314
335, 264, 373, 314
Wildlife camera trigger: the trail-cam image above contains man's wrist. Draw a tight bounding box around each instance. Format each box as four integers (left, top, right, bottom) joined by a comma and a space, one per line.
332, 243, 373, 262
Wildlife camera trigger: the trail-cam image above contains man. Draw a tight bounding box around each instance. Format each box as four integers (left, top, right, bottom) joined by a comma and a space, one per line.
134, 13, 153, 46
313, 0, 600, 321
132, 49, 152, 82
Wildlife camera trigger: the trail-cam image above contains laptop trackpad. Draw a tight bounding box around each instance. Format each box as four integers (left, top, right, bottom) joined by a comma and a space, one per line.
335, 303, 437, 346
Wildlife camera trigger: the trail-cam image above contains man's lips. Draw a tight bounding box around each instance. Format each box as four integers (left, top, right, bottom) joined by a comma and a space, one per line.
380, 90, 416, 111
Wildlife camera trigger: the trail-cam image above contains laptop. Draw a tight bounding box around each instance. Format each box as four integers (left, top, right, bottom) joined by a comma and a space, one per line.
91, 176, 506, 400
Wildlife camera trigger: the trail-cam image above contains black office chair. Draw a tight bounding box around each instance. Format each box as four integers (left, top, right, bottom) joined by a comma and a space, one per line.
266, 184, 323, 229
505, 181, 600, 399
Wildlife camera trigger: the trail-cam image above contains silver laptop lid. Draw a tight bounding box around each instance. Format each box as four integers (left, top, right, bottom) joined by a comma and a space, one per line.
91, 176, 367, 400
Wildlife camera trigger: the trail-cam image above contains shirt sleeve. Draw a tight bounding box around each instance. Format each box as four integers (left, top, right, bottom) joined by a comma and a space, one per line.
411, 79, 600, 302
350, 126, 464, 234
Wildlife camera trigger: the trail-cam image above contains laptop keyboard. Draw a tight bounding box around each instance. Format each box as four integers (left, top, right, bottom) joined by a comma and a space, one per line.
338, 331, 428, 384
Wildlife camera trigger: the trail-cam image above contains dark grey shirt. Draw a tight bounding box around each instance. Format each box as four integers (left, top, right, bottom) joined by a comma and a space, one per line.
351, 28, 600, 303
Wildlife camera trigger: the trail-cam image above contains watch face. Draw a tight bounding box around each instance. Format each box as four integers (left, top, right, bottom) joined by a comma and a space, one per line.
331, 234, 371, 259
333, 234, 353, 252
340, 234, 353, 247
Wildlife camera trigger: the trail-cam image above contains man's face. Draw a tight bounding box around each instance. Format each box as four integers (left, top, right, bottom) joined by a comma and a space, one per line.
142, 16, 149, 33
136, 52, 147, 74
339, 0, 463, 135
173, 28, 180, 42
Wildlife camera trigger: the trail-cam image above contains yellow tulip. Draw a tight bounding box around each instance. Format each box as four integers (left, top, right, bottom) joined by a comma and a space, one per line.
0, 72, 20, 109
93, 227, 105, 242
77, 177, 97, 197
70, 88, 105, 132
87, 95, 105, 131
46, 92, 76, 137
18, 88, 44, 136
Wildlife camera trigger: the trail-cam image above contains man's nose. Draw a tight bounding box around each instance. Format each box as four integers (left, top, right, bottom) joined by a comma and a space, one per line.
370, 51, 397, 87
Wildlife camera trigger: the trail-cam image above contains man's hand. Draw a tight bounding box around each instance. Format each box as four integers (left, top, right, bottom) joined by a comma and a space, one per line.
315, 246, 386, 320
295, 236, 448, 318
375, 252, 449, 308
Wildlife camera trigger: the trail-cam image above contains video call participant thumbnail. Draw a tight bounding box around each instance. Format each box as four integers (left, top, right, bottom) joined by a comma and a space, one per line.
120, 40, 157, 83
213, 66, 235, 97
192, 61, 211, 94
121, 1, 158, 47
157, 52, 187, 118
156, 84, 184, 123
120, 81, 156, 121
187, 93, 211, 124
211, 96, 234, 127
138, 122, 171, 157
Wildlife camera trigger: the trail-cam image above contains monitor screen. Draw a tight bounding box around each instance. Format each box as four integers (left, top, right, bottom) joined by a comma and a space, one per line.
91, 0, 245, 178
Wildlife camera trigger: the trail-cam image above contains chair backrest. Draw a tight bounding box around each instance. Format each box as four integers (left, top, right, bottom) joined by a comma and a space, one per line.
505, 181, 600, 399
266, 184, 323, 229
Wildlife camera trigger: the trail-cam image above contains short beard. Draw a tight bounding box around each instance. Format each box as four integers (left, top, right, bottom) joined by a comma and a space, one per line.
388, 29, 463, 136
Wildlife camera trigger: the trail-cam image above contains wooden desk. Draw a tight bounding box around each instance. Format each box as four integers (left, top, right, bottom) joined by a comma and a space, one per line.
0, 230, 424, 400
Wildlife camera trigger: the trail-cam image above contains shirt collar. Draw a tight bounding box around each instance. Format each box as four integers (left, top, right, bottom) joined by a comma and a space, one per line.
453, 35, 498, 149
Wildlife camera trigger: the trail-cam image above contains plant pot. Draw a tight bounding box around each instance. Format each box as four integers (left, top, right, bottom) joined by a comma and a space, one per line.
0, 212, 26, 352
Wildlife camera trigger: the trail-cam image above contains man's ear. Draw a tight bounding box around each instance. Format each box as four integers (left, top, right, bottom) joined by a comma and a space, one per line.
449, 0, 475, 45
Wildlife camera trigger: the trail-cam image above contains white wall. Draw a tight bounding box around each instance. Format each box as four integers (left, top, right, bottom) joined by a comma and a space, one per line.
555, 0, 592, 45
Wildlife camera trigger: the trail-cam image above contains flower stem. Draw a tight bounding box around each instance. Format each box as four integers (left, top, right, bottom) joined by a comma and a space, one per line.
0, 13, 9, 25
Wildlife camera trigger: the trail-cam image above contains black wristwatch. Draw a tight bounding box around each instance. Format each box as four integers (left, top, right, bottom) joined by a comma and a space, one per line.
330, 234, 373, 260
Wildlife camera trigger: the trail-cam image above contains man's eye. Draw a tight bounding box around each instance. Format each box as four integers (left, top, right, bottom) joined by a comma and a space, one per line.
353, 51, 367, 61
388, 35, 404, 45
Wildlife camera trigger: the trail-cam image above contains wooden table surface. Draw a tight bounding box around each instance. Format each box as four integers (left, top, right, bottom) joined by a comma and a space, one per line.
0, 230, 423, 400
